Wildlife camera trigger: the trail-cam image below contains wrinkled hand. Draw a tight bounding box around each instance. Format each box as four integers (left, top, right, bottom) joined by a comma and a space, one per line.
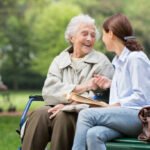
48, 104, 65, 119
73, 78, 98, 94
94, 75, 111, 90
85, 78, 98, 91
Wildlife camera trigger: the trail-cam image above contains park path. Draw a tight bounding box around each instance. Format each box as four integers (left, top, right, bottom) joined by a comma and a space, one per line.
0, 111, 22, 116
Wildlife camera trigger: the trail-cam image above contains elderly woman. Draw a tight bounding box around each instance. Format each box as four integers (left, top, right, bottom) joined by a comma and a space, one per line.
22, 14, 114, 150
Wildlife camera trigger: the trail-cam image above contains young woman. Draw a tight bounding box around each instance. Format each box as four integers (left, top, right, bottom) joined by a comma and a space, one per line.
72, 13, 150, 150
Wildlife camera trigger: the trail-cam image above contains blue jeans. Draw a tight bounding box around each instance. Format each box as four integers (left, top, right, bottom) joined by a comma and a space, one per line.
72, 107, 142, 150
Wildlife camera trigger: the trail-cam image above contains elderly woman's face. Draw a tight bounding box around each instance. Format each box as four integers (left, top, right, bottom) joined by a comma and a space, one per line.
71, 23, 96, 57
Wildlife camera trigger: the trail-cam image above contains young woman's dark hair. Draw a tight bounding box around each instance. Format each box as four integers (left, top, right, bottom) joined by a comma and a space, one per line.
102, 13, 144, 51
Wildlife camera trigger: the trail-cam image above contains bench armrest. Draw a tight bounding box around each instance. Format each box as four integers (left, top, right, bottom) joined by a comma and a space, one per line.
19, 95, 44, 128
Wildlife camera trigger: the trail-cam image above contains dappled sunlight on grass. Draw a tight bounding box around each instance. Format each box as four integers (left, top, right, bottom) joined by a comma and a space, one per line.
0, 90, 44, 112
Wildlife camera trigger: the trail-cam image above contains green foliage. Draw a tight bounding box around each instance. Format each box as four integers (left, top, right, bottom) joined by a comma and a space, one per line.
124, 0, 150, 57
0, 0, 149, 89
0, 0, 34, 89
72, 0, 150, 58
28, 2, 81, 75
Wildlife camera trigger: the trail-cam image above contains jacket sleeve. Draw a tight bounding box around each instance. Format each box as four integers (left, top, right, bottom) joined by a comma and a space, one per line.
42, 57, 76, 105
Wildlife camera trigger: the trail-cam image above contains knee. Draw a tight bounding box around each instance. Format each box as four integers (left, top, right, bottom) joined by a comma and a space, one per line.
29, 106, 50, 121
55, 111, 76, 126
87, 128, 99, 144
78, 109, 93, 123
55, 111, 68, 120
86, 127, 107, 144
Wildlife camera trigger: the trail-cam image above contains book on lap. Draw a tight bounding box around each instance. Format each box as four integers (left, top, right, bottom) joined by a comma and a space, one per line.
68, 92, 108, 107
62, 92, 108, 112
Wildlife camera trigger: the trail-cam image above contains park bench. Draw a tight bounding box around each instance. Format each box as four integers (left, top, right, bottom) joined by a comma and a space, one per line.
106, 138, 150, 150
17, 95, 150, 150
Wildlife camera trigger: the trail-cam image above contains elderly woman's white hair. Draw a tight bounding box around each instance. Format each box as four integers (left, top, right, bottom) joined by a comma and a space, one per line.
65, 14, 100, 43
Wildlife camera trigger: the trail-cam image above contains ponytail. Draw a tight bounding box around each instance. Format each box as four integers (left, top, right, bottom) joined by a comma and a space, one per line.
124, 39, 144, 51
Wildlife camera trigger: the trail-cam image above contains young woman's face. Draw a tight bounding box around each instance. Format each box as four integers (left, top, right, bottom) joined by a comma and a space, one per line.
102, 29, 114, 52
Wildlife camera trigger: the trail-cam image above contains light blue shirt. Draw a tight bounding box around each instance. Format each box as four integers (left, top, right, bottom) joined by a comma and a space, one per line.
109, 47, 150, 109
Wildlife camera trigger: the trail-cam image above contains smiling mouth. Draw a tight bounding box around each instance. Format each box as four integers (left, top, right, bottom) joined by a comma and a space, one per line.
83, 44, 91, 47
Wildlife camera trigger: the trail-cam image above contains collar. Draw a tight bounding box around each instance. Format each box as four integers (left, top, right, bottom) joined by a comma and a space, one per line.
112, 47, 130, 69
58, 46, 100, 69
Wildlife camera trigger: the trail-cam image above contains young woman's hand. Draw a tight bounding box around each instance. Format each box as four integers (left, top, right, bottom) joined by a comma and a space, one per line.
93, 75, 111, 90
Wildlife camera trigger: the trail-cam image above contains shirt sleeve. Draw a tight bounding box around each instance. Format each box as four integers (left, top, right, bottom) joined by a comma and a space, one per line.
42, 57, 76, 105
119, 53, 150, 107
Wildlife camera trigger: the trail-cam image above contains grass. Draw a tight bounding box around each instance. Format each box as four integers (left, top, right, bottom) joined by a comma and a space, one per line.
0, 116, 20, 150
0, 90, 45, 150
0, 90, 44, 111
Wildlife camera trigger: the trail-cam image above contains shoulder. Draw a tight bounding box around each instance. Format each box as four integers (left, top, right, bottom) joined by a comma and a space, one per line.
92, 50, 108, 58
127, 51, 150, 70
83, 49, 111, 65
53, 47, 70, 63
51, 47, 72, 69
91, 50, 111, 63
128, 51, 150, 64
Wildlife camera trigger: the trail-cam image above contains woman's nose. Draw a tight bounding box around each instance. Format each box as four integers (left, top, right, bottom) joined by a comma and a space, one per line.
86, 34, 92, 41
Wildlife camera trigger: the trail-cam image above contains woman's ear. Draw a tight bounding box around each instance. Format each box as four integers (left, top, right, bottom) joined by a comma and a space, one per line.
70, 36, 74, 43
108, 30, 114, 39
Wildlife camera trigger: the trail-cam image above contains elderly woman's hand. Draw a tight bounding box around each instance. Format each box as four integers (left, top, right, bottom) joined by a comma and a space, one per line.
48, 104, 65, 119
73, 78, 98, 94
85, 78, 98, 91
93, 75, 111, 90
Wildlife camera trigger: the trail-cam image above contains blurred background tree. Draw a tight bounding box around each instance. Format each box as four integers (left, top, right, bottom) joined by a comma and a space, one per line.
0, 0, 149, 90
28, 1, 81, 75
